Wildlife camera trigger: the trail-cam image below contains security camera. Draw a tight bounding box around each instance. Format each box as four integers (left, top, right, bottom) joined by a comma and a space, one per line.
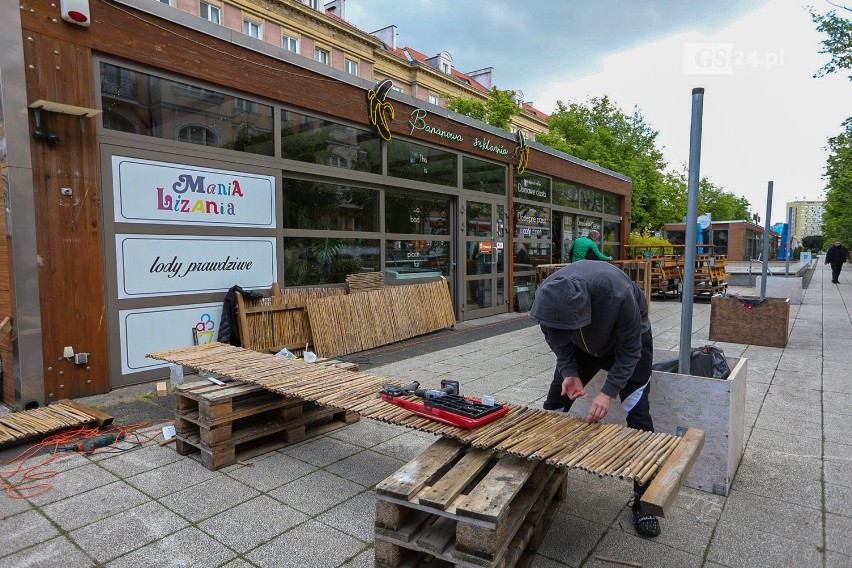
45, 133, 60, 146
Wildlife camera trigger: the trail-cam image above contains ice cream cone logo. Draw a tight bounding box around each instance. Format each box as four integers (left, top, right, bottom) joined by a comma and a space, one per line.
193, 313, 215, 344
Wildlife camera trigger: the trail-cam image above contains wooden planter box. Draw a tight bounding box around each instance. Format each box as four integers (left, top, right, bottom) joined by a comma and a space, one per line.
709, 296, 790, 347
570, 351, 747, 496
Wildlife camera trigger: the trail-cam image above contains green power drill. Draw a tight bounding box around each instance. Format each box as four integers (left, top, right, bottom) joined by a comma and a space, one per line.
63, 433, 126, 452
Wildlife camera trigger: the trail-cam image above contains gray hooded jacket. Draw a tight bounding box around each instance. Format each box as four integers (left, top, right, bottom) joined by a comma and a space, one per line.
528, 261, 650, 398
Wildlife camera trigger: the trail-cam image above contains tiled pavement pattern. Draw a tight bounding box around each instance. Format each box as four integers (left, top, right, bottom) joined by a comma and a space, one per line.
0, 260, 849, 567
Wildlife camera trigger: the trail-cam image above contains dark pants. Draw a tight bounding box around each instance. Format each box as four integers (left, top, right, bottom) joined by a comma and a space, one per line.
831, 262, 843, 283
544, 330, 655, 494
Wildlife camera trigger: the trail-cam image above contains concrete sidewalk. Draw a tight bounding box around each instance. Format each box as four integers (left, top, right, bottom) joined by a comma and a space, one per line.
0, 261, 849, 567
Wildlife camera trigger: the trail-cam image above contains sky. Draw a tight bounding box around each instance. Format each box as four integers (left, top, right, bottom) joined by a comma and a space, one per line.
346, 0, 851, 225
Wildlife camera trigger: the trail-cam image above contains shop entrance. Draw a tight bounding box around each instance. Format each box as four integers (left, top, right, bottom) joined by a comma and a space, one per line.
460, 198, 507, 321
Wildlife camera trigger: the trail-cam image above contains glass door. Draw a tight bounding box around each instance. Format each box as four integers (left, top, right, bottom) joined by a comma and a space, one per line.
460, 199, 506, 320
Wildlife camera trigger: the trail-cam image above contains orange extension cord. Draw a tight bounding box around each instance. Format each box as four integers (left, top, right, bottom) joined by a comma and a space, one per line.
1, 420, 171, 499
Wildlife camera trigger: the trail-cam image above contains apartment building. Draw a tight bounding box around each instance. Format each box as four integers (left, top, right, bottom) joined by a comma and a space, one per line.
786, 200, 825, 244
163, 0, 549, 139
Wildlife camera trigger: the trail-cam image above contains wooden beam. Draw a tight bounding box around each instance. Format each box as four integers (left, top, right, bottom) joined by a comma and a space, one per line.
56, 399, 114, 427
0, 317, 11, 340
639, 428, 705, 518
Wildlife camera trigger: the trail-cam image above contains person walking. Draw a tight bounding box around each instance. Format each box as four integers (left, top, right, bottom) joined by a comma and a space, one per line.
569, 229, 612, 262
824, 240, 849, 284
528, 261, 660, 538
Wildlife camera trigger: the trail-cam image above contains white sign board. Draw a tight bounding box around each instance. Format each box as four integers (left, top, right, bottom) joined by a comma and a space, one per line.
115, 234, 276, 298
112, 156, 276, 228
119, 302, 222, 375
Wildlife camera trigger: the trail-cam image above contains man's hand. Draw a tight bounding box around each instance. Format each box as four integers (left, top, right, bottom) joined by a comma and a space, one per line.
587, 392, 613, 422
561, 376, 585, 400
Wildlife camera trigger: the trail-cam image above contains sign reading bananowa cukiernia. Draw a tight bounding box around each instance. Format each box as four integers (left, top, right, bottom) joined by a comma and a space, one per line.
112, 156, 276, 228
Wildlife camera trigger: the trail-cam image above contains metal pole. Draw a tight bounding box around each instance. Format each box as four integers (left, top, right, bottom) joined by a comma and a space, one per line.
679, 88, 704, 375
759, 181, 773, 299
784, 206, 792, 277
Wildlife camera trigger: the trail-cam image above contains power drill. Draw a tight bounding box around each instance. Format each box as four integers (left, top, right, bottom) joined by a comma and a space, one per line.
63, 433, 126, 452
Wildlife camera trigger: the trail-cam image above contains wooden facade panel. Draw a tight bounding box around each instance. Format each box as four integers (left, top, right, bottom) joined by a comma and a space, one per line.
22, 29, 108, 400
0, 165, 14, 406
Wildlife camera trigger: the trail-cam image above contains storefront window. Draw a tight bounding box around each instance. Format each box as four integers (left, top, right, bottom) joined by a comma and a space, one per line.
385, 240, 449, 279
553, 180, 579, 208
466, 202, 492, 237
514, 204, 550, 239
577, 216, 601, 236
579, 187, 602, 212
603, 193, 619, 215
387, 139, 457, 186
466, 279, 493, 310
280, 110, 381, 174
99, 62, 274, 155
282, 237, 380, 285
386, 193, 450, 235
513, 172, 550, 203
283, 178, 379, 232
603, 221, 619, 243
462, 156, 506, 195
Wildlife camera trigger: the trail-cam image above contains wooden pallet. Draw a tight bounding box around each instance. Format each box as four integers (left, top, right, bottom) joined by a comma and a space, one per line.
374, 438, 567, 568
611, 260, 651, 304
173, 369, 359, 470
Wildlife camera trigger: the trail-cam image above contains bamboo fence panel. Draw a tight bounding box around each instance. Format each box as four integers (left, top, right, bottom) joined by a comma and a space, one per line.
346, 272, 384, 293
0, 401, 104, 447
306, 280, 455, 358
239, 286, 343, 354
149, 342, 682, 486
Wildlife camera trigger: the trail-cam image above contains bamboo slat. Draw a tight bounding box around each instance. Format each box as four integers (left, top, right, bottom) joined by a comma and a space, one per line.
0, 401, 107, 448
306, 279, 455, 358
149, 343, 684, 488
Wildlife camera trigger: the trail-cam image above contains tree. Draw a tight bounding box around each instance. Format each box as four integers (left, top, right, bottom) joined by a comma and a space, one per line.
822, 117, 852, 244
802, 235, 825, 251
537, 97, 667, 231
811, 6, 852, 79
445, 87, 521, 131
658, 168, 750, 224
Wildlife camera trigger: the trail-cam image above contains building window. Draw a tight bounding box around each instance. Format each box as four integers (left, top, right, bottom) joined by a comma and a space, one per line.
199, 1, 221, 24
314, 47, 330, 65
243, 19, 262, 39
344, 58, 359, 76
178, 125, 218, 147
428, 94, 439, 106
158, 0, 173, 5
282, 33, 299, 53
442, 62, 449, 74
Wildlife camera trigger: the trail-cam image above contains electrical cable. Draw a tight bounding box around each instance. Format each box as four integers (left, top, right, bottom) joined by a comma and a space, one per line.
0, 419, 171, 499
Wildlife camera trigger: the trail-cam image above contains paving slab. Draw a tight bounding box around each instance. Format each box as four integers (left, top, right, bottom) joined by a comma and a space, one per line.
316, 490, 377, 542
197, 495, 308, 554
245, 520, 365, 568
281, 435, 364, 467
323, 449, 405, 488
224, 451, 317, 492
537, 512, 608, 567
707, 521, 823, 568
69, 501, 189, 563
0, 536, 95, 568
124, 454, 219, 498
0, 509, 60, 559
158, 475, 261, 523
268, 470, 365, 516
41, 479, 149, 531
106, 526, 237, 568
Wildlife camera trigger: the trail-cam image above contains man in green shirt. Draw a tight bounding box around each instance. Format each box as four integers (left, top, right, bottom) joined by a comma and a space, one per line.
569, 230, 612, 263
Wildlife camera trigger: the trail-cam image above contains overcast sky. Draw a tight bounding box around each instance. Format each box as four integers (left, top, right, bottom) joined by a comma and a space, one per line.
346, 0, 850, 225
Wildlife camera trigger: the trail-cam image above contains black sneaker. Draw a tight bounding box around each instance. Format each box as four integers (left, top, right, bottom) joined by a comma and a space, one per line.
632, 494, 661, 538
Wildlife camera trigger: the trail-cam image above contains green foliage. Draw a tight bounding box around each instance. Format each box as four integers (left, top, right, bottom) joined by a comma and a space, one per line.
658, 169, 750, 225
811, 8, 852, 80
802, 235, 825, 251
536, 96, 752, 231
822, 117, 852, 245
538, 96, 667, 231
445, 87, 521, 131
627, 232, 675, 256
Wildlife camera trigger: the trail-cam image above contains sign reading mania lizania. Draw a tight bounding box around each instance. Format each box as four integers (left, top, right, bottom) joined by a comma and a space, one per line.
112, 156, 276, 228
